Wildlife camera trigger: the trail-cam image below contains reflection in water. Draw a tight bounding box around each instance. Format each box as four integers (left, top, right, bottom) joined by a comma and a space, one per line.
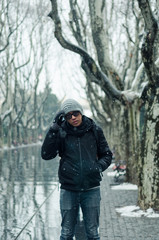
0, 144, 60, 240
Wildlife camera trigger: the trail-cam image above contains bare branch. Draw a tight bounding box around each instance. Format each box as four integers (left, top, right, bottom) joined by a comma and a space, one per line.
122, 24, 135, 44
49, 0, 124, 103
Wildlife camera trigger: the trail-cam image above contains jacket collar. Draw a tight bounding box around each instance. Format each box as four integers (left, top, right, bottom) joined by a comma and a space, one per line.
62, 115, 94, 136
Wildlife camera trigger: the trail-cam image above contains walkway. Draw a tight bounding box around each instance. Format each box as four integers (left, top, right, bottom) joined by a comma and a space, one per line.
99, 167, 159, 240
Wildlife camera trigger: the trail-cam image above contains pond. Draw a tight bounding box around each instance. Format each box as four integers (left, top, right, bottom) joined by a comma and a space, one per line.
0, 144, 61, 240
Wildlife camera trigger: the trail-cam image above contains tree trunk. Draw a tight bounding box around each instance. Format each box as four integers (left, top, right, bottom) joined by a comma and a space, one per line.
7, 124, 12, 147
12, 124, 18, 146
138, 87, 159, 210
126, 100, 141, 184
17, 125, 22, 145
136, 0, 159, 210
0, 118, 3, 148
110, 101, 140, 185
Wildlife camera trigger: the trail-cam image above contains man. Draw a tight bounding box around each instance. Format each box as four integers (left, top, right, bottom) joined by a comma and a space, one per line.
41, 99, 112, 240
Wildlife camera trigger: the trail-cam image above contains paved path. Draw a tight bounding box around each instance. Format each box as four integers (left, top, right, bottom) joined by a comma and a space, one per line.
99, 168, 159, 240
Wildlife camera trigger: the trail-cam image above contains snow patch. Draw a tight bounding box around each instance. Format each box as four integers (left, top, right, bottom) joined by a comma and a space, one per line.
116, 205, 159, 218
121, 89, 140, 102
111, 183, 138, 190
107, 171, 116, 177
153, 103, 159, 119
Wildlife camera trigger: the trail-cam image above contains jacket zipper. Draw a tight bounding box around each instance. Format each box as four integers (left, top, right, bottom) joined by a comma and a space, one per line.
78, 138, 83, 190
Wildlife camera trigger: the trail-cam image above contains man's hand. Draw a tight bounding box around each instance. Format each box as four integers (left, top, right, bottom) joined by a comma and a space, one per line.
50, 110, 65, 132
53, 110, 65, 126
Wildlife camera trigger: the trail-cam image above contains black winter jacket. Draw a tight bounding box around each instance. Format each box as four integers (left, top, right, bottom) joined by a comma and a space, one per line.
41, 116, 112, 191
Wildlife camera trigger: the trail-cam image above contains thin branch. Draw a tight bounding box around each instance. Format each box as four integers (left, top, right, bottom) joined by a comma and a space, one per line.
123, 24, 135, 44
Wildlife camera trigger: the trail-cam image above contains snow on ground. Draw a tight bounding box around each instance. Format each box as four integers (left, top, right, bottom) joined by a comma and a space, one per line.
111, 182, 159, 218
111, 182, 138, 190
116, 206, 159, 218
107, 171, 116, 177
107, 165, 159, 218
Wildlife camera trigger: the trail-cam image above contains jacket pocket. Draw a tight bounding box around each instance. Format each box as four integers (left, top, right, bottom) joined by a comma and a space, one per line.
60, 161, 80, 179
85, 162, 101, 181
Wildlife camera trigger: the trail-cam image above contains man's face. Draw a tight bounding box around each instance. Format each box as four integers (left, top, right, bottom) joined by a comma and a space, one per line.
65, 111, 82, 127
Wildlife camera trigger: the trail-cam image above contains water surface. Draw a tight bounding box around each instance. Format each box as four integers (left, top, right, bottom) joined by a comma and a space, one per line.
0, 144, 60, 240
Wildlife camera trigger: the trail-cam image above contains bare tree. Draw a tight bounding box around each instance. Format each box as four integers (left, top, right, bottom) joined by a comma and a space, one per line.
48, 0, 159, 210
0, 0, 59, 147
136, 0, 159, 210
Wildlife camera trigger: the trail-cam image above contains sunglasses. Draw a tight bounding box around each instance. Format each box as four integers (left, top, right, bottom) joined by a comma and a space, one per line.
65, 111, 80, 120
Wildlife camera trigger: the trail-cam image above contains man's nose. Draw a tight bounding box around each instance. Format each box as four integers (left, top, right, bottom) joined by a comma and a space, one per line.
71, 114, 76, 119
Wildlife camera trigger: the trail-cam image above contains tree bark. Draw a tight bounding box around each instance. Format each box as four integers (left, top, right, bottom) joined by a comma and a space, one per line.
137, 0, 159, 209
88, 0, 124, 91
138, 87, 159, 209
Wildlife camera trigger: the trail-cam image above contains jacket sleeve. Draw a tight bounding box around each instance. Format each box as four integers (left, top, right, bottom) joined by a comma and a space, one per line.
41, 128, 60, 160
96, 126, 112, 172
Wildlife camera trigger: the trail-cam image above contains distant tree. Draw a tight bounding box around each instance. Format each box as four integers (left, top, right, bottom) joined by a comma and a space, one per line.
38, 86, 60, 135
0, 0, 58, 147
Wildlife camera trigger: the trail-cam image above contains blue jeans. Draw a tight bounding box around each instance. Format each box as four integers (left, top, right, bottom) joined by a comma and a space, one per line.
60, 188, 101, 240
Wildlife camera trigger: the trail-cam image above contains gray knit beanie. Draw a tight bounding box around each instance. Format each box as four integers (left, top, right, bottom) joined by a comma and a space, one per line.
61, 99, 83, 115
